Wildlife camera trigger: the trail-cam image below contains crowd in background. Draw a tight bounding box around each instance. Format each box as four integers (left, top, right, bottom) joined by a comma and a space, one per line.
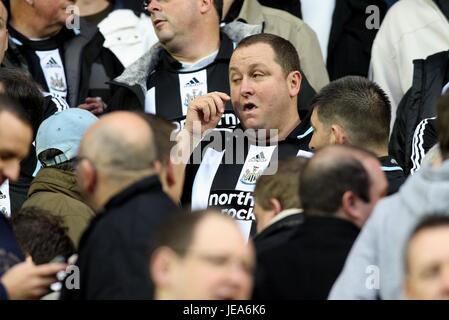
2, 0, 449, 300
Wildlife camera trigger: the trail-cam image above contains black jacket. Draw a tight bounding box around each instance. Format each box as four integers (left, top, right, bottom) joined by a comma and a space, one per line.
0, 214, 24, 277
3, 18, 123, 107
252, 215, 359, 300
259, 0, 388, 80
253, 211, 304, 255
60, 175, 178, 300
389, 50, 449, 175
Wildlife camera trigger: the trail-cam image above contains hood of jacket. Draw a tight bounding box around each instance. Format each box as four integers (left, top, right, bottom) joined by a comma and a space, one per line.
396, 159, 449, 216
112, 21, 263, 94
27, 167, 84, 202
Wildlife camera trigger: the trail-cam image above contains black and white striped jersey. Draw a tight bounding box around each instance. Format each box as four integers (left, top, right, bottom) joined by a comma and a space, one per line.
182, 121, 314, 239
144, 33, 239, 131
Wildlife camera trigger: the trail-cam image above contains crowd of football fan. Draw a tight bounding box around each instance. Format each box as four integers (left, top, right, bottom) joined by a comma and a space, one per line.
1, 0, 449, 300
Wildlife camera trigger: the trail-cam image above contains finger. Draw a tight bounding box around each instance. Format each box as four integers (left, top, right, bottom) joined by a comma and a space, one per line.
213, 92, 231, 103
210, 94, 226, 114
78, 103, 96, 111
34, 263, 67, 276
204, 96, 218, 120
200, 100, 211, 122
85, 97, 102, 103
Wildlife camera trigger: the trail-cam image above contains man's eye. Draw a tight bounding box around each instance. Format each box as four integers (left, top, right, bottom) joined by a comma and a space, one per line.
253, 73, 263, 78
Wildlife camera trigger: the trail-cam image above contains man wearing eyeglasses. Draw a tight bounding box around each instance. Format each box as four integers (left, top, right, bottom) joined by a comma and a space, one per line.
150, 210, 255, 300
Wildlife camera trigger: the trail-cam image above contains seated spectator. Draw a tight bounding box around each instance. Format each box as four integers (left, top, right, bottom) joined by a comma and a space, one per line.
11, 207, 75, 265
150, 210, 255, 300
404, 215, 449, 300
309, 76, 405, 195
21, 108, 98, 248
61, 111, 179, 300
221, 0, 329, 92
370, 0, 449, 127
0, 68, 69, 215
3, 0, 124, 110
179, 34, 313, 239
253, 145, 383, 300
390, 50, 449, 175
329, 92, 449, 300
253, 157, 307, 254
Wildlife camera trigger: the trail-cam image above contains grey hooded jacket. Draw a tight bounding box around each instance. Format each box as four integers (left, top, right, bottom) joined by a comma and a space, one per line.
329, 159, 449, 300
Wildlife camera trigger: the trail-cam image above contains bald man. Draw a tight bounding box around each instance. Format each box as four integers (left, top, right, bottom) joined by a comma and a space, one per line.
60, 111, 178, 300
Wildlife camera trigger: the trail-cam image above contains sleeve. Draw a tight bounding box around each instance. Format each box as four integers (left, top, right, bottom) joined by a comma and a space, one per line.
328, 208, 382, 300
410, 117, 437, 174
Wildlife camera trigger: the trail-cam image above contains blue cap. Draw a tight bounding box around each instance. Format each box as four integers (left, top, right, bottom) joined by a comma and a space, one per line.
36, 108, 98, 166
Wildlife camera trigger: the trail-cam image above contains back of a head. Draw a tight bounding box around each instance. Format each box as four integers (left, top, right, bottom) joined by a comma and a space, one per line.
311, 76, 391, 150
11, 206, 75, 265
138, 113, 176, 165
80, 112, 157, 175
153, 210, 211, 257
0, 68, 44, 137
36, 108, 98, 169
437, 93, 449, 160
254, 157, 308, 211
300, 145, 370, 215
235, 33, 301, 76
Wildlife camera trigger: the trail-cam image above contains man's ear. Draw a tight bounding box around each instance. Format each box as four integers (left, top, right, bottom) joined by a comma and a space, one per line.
199, 0, 214, 14
269, 198, 283, 215
287, 71, 302, 98
330, 124, 349, 145
341, 191, 364, 223
79, 160, 96, 193
150, 247, 178, 289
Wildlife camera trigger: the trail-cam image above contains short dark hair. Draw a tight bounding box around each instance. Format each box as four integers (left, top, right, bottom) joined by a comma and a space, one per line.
300, 146, 371, 215
153, 210, 221, 257
405, 215, 449, 273
0, 68, 44, 136
254, 157, 307, 210
311, 76, 391, 149
0, 93, 32, 128
138, 113, 176, 164
11, 207, 75, 265
437, 93, 449, 160
235, 33, 301, 76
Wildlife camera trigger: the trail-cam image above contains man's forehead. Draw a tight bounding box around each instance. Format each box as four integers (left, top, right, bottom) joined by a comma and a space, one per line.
230, 44, 276, 67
